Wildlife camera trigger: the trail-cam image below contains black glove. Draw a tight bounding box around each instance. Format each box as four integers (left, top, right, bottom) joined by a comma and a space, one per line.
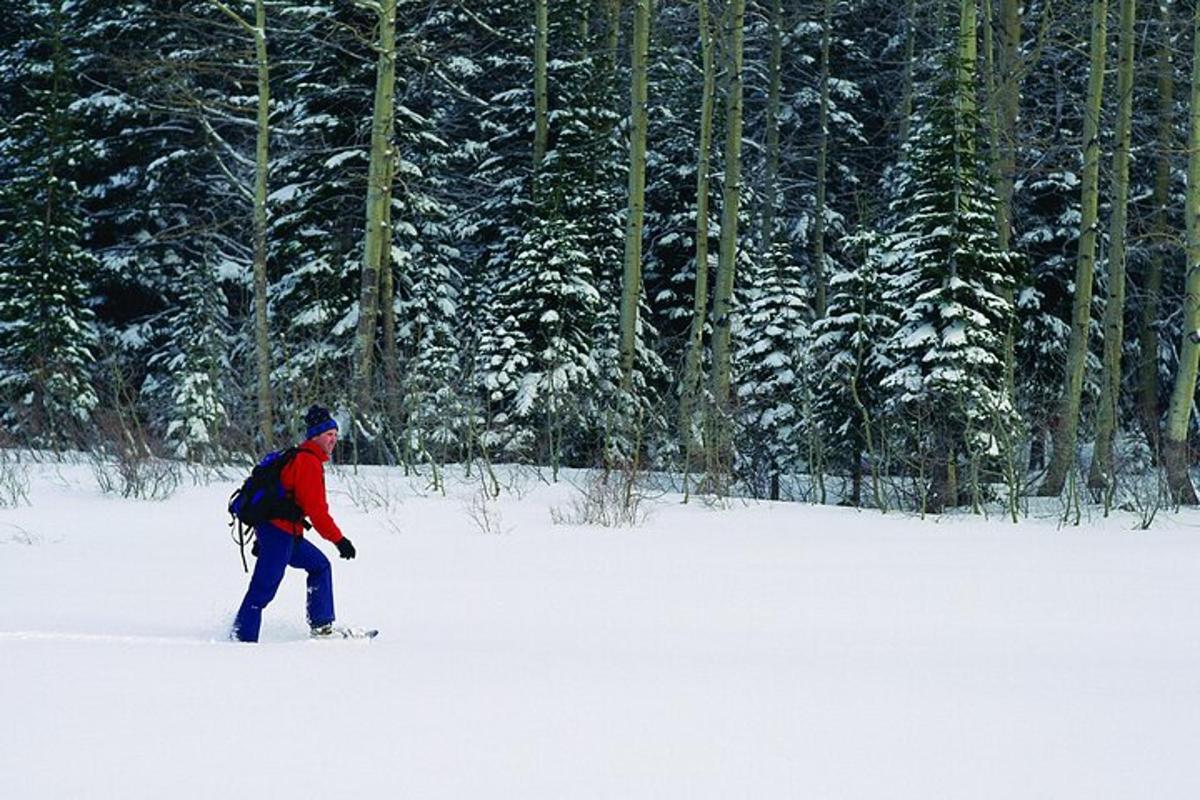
335, 537, 356, 560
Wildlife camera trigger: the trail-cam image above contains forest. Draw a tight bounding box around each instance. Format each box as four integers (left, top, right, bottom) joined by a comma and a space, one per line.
2, 0, 1198, 517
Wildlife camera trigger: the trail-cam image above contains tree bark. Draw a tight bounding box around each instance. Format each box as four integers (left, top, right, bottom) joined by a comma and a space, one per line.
993, 0, 1021, 399
1138, 0, 1175, 452
708, 0, 746, 471
1040, 0, 1108, 496
812, 0, 831, 318
379, 144, 399, 435
607, 0, 621, 70
353, 0, 397, 420
898, 0, 917, 146
679, 0, 717, 469
619, 0, 652, 391
534, 0, 549, 175
1163, 0, 1200, 504
955, 0, 977, 160
252, 0, 273, 448
208, 0, 275, 446
760, 0, 782, 255
982, 0, 995, 119
1089, 0, 1136, 491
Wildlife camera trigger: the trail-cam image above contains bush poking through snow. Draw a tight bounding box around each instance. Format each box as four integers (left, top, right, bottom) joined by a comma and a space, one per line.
465, 477, 506, 535
551, 468, 647, 528
0, 450, 30, 507
344, 472, 403, 514
89, 451, 180, 501
86, 407, 181, 501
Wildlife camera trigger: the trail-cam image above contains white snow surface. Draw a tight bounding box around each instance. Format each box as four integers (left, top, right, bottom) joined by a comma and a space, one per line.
3, 460, 1200, 798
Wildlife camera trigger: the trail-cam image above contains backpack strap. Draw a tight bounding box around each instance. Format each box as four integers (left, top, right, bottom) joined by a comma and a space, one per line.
275, 446, 319, 528
227, 493, 255, 574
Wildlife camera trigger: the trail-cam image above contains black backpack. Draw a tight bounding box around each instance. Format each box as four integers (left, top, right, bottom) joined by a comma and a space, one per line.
227, 448, 308, 572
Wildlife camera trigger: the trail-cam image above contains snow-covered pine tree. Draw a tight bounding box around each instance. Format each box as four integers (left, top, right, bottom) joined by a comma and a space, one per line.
881, 72, 1017, 512
144, 256, 231, 462
469, 0, 666, 466
68, 0, 240, 458
810, 229, 895, 507
476, 215, 600, 469
461, 1, 540, 457
383, 2, 519, 465
467, 0, 537, 289
733, 242, 810, 500
555, 0, 667, 465
266, 1, 466, 455
268, 2, 376, 426
107, 0, 291, 450
0, 0, 100, 444
767, 2, 874, 290
394, 156, 469, 465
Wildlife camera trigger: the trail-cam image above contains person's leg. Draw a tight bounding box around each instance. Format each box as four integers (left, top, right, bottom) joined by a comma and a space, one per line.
232, 525, 295, 642
289, 537, 334, 628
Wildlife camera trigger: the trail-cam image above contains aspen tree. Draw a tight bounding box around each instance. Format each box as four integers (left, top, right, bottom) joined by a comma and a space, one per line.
607, 0, 621, 69
1040, 0, 1108, 497
993, 0, 1021, 395
619, 0, 652, 391
210, 0, 274, 447
812, 0, 832, 318
380, 147, 399, 433
534, 0, 549, 175
679, 0, 717, 475
954, 0, 976, 156
1138, 0, 1175, 450
1090, 0, 1136, 493
708, 0, 746, 472
898, 0, 917, 146
760, 0, 782, 255
353, 0, 398, 422
1163, 1, 1200, 504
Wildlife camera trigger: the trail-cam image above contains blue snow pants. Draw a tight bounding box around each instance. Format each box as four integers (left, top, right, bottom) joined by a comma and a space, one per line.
232, 523, 334, 642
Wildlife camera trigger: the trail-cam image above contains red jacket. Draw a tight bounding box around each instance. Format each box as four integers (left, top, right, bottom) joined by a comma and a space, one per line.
270, 440, 345, 543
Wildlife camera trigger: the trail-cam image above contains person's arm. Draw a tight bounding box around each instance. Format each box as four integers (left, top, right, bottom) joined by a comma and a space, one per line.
291, 454, 345, 544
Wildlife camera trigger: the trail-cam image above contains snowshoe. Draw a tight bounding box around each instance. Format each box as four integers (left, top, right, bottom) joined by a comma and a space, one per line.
310, 624, 378, 640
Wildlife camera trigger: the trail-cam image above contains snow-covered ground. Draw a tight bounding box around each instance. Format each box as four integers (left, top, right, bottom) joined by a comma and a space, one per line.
3, 458, 1200, 799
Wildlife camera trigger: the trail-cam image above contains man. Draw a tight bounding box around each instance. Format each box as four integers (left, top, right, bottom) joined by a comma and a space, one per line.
232, 405, 357, 642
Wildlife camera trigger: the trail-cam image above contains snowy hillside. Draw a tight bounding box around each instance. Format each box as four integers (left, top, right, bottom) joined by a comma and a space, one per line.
3, 459, 1200, 799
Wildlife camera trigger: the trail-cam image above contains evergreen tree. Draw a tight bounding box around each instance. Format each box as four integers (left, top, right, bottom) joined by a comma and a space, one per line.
881, 74, 1017, 511
476, 215, 600, 467
733, 244, 810, 500
268, 1, 377, 421
811, 230, 895, 507
268, 1, 465, 448
0, 0, 100, 443
145, 257, 231, 461
395, 165, 469, 464
73, 1, 250, 454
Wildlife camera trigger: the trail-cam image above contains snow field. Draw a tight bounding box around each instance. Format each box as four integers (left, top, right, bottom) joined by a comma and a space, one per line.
2, 461, 1200, 798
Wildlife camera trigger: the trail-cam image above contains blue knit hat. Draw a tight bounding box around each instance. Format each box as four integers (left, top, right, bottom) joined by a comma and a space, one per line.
304, 405, 338, 439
